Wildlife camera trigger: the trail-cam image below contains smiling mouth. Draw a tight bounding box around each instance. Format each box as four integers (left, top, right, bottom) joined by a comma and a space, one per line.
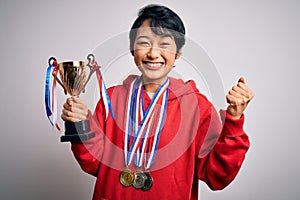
143, 62, 164, 70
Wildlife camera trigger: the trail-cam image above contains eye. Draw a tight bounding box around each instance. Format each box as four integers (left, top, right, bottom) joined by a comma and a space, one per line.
137, 41, 150, 47
160, 42, 170, 47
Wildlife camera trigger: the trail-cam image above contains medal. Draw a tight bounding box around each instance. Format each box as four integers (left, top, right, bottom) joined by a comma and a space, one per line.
142, 172, 153, 191
133, 171, 147, 189
119, 169, 135, 187
121, 77, 169, 190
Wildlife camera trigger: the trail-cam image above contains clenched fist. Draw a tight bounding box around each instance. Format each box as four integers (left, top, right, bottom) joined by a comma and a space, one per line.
61, 97, 88, 122
226, 77, 254, 119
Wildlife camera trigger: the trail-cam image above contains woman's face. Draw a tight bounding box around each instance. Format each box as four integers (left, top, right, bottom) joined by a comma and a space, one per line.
133, 20, 181, 86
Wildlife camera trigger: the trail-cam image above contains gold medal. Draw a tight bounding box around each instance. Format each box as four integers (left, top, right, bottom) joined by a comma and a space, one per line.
120, 169, 135, 187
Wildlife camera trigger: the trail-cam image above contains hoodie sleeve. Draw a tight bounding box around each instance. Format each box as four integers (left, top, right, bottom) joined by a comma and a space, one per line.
70, 99, 106, 177
195, 99, 250, 190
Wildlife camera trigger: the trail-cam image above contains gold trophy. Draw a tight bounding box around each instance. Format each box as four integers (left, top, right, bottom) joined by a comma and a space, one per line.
48, 54, 98, 142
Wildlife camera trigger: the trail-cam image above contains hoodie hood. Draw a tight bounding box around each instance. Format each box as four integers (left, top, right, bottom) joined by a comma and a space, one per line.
122, 74, 199, 101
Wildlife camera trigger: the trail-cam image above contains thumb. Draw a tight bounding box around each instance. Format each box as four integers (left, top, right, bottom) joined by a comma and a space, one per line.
238, 77, 246, 84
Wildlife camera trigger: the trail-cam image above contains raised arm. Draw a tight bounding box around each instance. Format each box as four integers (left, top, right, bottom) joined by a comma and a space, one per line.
196, 77, 253, 190
62, 97, 105, 177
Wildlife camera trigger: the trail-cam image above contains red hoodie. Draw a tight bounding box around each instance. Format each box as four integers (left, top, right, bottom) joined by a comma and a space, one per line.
71, 75, 250, 200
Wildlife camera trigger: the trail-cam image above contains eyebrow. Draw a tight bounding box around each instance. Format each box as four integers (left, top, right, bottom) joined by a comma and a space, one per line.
136, 34, 173, 40
160, 33, 173, 39
136, 35, 150, 40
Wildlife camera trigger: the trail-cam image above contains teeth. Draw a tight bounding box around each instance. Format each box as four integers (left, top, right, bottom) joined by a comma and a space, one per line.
145, 62, 162, 67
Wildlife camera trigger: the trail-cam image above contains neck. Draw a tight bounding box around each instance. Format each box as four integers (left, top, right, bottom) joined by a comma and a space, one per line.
142, 76, 168, 93
144, 83, 160, 93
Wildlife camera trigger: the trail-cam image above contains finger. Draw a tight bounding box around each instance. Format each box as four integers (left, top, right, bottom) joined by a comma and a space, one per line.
73, 106, 88, 116
237, 81, 252, 93
63, 102, 88, 119
237, 81, 248, 92
229, 89, 245, 99
61, 112, 78, 122
71, 96, 85, 104
237, 83, 254, 102
70, 97, 87, 109
226, 94, 236, 106
69, 101, 87, 112
61, 113, 67, 121
232, 85, 250, 99
63, 102, 73, 112
230, 89, 251, 105
63, 102, 74, 112
63, 102, 69, 110
67, 97, 74, 106
63, 104, 88, 117
62, 109, 87, 122
62, 114, 83, 122
237, 78, 254, 99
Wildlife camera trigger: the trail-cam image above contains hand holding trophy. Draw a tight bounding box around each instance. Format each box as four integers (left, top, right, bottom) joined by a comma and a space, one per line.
45, 54, 113, 142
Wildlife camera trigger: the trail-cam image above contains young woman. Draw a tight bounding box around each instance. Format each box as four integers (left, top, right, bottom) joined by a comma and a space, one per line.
62, 4, 254, 200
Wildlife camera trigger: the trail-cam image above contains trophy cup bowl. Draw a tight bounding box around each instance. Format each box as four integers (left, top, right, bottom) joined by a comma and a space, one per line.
58, 60, 95, 142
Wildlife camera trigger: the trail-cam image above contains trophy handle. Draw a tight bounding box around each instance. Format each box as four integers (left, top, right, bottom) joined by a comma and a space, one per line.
82, 54, 98, 90
87, 53, 95, 66
54, 76, 68, 95
48, 57, 68, 95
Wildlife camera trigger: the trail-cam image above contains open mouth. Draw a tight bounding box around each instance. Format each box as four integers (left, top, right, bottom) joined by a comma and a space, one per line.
143, 62, 164, 70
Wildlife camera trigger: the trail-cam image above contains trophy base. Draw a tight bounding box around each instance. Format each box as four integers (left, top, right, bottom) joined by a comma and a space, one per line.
61, 120, 95, 143
60, 131, 96, 142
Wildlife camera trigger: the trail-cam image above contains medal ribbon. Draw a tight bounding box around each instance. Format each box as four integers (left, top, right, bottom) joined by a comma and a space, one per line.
124, 77, 169, 168
136, 88, 168, 169
89, 59, 115, 120
145, 89, 168, 169
44, 59, 61, 131
124, 78, 140, 166
45, 64, 54, 125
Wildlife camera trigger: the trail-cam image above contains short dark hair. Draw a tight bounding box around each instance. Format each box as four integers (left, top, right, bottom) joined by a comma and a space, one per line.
129, 4, 186, 55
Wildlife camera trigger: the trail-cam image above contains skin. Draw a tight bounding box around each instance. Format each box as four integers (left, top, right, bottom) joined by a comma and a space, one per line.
226, 77, 254, 119
61, 20, 254, 122
133, 20, 181, 92
61, 97, 88, 122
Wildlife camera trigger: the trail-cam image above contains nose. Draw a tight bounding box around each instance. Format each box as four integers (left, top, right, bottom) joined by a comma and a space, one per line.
147, 46, 160, 59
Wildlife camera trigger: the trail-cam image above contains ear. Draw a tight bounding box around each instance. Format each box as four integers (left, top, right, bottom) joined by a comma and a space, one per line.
175, 48, 182, 60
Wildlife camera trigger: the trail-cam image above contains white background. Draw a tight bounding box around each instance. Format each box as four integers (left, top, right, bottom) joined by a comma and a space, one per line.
0, 0, 299, 199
